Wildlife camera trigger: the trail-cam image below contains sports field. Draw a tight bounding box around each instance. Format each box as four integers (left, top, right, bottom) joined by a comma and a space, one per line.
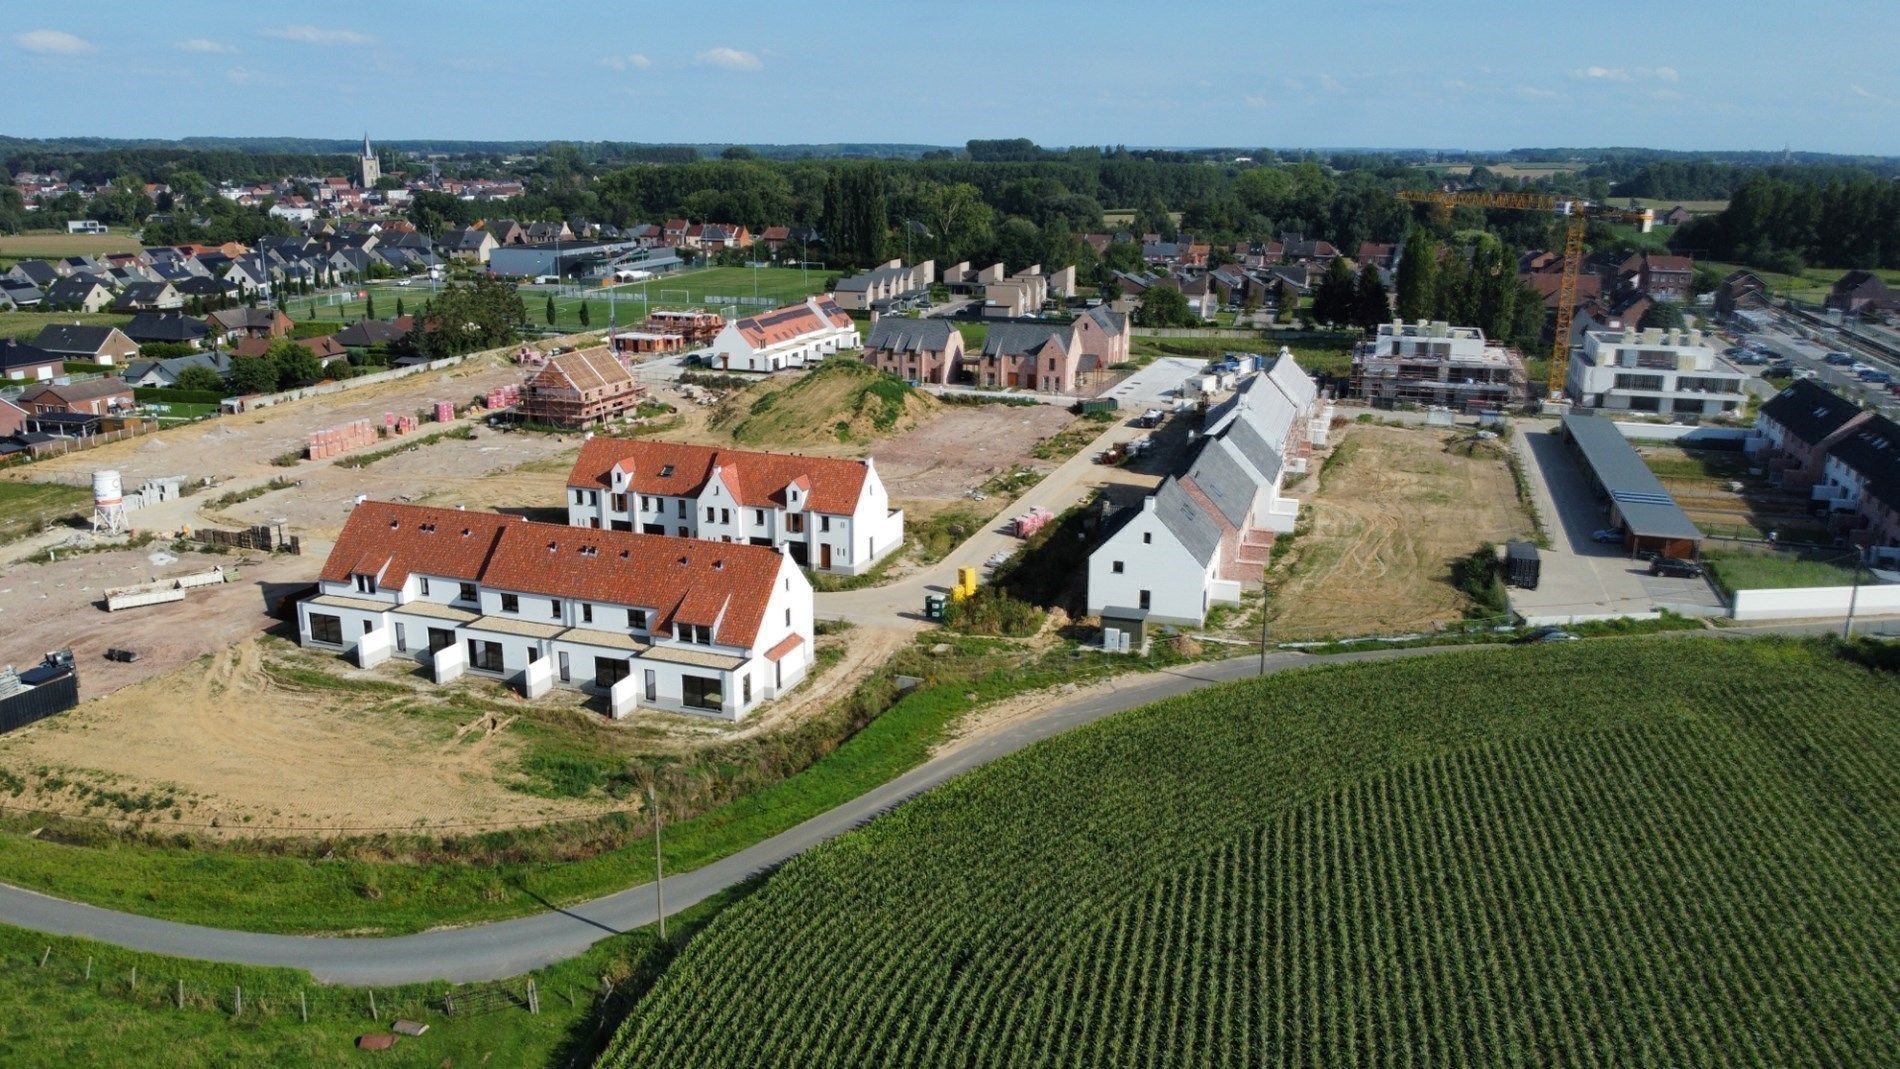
294, 267, 832, 333
0, 229, 142, 267
602, 637, 1899, 1067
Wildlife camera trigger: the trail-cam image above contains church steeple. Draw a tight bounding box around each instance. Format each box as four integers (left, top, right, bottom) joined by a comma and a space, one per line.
358, 131, 381, 189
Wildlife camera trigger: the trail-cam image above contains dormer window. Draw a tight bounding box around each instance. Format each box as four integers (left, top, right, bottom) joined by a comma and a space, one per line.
353, 573, 376, 594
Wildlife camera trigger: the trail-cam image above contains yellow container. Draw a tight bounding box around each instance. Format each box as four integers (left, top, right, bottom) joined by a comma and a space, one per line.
957, 566, 978, 593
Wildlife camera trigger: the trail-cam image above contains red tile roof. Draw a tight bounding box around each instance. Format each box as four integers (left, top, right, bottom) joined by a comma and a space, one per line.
732, 297, 852, 349
322, 501, 785, 649
567, 437, 871, 514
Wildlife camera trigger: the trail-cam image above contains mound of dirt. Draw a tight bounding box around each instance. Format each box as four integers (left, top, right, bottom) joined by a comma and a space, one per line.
715, 358, 939, 448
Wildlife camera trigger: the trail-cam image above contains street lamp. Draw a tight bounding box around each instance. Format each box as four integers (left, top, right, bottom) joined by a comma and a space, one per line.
1843, 550, 1866, 639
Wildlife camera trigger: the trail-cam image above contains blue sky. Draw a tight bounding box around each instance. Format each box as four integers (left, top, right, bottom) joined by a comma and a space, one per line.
7, 1, 1896, 154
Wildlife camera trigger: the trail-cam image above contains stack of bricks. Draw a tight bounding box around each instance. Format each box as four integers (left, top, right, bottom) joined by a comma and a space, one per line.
434, 401, 455, 423
306, 419, 378, 460
485, 384, 522, 410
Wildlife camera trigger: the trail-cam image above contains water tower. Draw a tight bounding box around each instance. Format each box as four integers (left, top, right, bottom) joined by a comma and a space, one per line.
91, 470, 126, 534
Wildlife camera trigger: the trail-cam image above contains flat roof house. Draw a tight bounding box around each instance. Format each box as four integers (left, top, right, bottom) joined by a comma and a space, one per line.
297, 501, 815, 721
706, 296, 859, 373
565, 437, 904, 575
1351, 320, 1528, 411
1567, 326, 1746, 419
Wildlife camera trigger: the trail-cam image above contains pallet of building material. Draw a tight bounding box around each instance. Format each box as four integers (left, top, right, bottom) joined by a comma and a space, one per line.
102, 566, 228, 611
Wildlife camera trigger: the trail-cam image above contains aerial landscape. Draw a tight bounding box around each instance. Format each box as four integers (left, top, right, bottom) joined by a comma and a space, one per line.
0, 1, 1895, 1065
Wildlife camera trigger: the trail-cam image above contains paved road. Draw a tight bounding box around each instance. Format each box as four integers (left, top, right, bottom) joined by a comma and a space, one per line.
0, 643, 1470, 985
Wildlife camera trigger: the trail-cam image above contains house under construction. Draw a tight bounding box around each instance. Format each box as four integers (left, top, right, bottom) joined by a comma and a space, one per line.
1349, 320, 1529, 410
641, 310, 724, 345
516, 347, 645, 429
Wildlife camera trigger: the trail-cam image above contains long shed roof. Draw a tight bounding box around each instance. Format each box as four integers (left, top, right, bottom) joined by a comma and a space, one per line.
1562, 412, 1702, 542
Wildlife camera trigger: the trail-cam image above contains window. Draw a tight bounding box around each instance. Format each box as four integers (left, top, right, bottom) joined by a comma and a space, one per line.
557, 651, 570, 682
1142, 532, 1152, 545
394, 623, 407, 652
676, 500, 686, 518
581, 603, 593, 624
611, 493, 628, 512
363, 620, 375, 636
468, 639, 504, 672
787, 513, 804, 534
682, 674, 723, 711
427, 628, 454, 653
527, 647, 541, 664
676, 526, 688, 537
644, 669, 657, 702
419, 577, 430, 597
1139, 589, 1151, 610
353, 573, 376, 594
720, 508, 731, 524
754, 509, 765, 524
659, 464, 675, 477
820, 515, 831, 533
785, 607, 792, 626
458, 582, 477, 604
500, 593, 519, 614
549, 598, 562, 619
705, 506, 715, 521
309, 613, 342, 644
594, 656, 630, 689
630, 609, 648, 631
1112, 560, 1125, 573
743, 674, 753, 705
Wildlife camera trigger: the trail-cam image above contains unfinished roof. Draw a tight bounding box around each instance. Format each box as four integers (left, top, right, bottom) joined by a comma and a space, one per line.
1562, 412, 1702, 542
529, 348, 637, 395
567, 437, 872, 515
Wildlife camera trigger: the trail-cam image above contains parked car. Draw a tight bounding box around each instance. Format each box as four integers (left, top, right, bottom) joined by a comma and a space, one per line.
1515, 626, 1579, 644
1824, 352, 1854, 366
1590, 528, 1624, 544
1648, 556, 1703, 578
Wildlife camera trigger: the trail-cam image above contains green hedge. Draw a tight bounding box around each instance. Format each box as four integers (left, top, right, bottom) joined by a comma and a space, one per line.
134, 387, 225, 406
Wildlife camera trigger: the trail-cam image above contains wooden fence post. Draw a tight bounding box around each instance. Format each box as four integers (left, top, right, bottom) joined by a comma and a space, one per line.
300, 990, 308, 1023
368, 987, 378, 1022
527, 978, 539, 1015
130, 965, 137, 992
177, 978, 184, 1010
84, 956, 91, 980
39, 947, 49, 968
234, 985, 242, 1017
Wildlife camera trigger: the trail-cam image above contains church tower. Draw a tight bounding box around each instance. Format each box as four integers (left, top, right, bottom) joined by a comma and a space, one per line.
359, 132, 381, 188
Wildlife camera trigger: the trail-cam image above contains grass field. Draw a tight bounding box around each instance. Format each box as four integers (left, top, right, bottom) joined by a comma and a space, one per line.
293, 267, 832, 334
601, 637, 1899, 1067
0, 890, 736, 1069
0, 309, 133, 343
0, 230, 142, 267
1129, 332, 1358, 376
0, 480, 91, 544
715, 357, 935, 446
1702, 548, 1865, 594
1704, 260, 1900, 304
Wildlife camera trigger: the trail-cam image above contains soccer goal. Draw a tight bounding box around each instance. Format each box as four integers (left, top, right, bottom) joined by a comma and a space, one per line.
656, 288, 690, 308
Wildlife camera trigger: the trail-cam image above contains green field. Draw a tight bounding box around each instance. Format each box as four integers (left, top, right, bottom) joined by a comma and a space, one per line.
1129, 331, 1358, 375
294, 266, 831, 334
0, 309, 134, 343
1705, 260, 1900, 304
0, 230, 142, 268
1702, 549, 1865, 594
602, 637, 1899, 1067
0, 481, 91, 543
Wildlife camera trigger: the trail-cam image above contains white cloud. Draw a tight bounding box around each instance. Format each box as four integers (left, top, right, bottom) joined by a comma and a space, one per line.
1516, 86, 1561, 100
264, 25, 376, 46
1243, 94, 1268, 109
1655, 66, 1680, 83
178, 37, 237, 54
1649, 88, 1685, 102
1317, 73, 1343, 93
13, 29, 94, 55
695, 46, 761, 71
1850, 85, 1896, 107
226, 66, 258, 85
599, 52, 651, 71
1575, 65, 1631, 81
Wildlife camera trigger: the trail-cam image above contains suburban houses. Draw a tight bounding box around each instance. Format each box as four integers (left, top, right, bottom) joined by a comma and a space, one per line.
1752, 379, 1900, 563
564, 437, 904, 575
29, 324, 139, 365
704, 296, 860, 373
1087, 353, 1329, 640
833, 259, 934, 312
860, 317, 966, 384
298, 501, 815, 720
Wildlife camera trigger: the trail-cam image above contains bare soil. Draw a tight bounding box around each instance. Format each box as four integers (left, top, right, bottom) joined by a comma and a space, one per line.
874, 404, 1074, 500
1266, 424, 1534, 639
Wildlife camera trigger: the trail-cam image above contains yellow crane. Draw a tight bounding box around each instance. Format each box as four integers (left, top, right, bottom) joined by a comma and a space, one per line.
1397, 190, 1653, 402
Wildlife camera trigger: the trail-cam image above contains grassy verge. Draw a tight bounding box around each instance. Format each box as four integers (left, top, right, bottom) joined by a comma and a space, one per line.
0, 634, 1195, 935
0, 888, 738, 1068
334, 425, 476, 469
1703, 549, 1863, 596
207, 477, 297, 511
0, 481, 90, 544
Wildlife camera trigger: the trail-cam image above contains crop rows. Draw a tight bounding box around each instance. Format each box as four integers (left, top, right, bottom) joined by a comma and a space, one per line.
600, 638, 1899, 1068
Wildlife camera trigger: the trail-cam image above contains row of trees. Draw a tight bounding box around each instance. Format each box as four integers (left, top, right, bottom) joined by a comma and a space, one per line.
1394, 232, 1546, 351
1671, 175, 1900, 271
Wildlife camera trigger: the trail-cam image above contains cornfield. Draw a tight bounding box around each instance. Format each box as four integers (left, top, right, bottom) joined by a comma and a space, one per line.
600, 638, 1899, 1067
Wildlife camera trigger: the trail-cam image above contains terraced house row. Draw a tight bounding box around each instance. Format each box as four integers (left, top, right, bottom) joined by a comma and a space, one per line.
1088, 353, 1330, 641
298, 501, 814, 720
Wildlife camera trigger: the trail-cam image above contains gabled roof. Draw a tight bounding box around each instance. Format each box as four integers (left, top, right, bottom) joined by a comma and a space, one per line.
731, 297, 852, 349
1826, 413, 1900, 514
123, 313, 209, 342
981, 322, 1070, 358
529, 348, 637, 395
1152, 477, 1221, 566
1759, 379, 1866, 447
334, 317, 411, 347
0, 339, 62, 372
864, 317, 957, 354
566, 437, 872, 515
1263, 351, 1318, 412
31, 324, 131, 355
1182, 435, 1259, 529
322, 501, 786, 649
1081, 305, 1127, 337
18, 376, 131, 405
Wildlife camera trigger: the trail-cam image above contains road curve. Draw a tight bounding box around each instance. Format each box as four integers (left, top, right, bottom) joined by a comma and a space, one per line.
0, 645, 1469, 985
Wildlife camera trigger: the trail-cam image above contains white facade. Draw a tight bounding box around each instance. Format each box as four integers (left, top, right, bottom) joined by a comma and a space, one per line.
296, 505, 814, 722
706, 296, 860, 373
1567, 327, 1747, 418
1087, 491, 1224, 626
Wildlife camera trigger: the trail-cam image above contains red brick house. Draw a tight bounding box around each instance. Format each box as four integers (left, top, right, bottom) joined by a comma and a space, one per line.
17, 376, 135, 416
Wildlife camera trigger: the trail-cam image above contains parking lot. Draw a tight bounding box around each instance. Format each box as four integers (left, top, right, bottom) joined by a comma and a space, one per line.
1508, 425, 1727, 623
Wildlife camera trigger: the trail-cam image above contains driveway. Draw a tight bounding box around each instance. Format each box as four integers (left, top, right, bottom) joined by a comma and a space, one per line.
1509, 425, 1726, 622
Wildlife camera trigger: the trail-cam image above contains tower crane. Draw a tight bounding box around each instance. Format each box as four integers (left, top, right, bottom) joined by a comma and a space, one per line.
1397, 190, 1653, 403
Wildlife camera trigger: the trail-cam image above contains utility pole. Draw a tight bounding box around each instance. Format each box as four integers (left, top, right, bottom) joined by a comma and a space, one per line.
1257, 589, 1270, 676
648, 784, 665, 941
1843, 552, 1863, 639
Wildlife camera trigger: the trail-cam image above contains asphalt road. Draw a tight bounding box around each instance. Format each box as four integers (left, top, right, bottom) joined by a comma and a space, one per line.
0, 643, 1468, 986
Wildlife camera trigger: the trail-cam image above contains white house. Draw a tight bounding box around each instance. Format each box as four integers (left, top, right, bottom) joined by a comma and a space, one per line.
1089, 353, 1326, 641
705, 295, 860, 373
297, 501, 815, 721
1566, 326, 1748, 418
565, 438, 904, 575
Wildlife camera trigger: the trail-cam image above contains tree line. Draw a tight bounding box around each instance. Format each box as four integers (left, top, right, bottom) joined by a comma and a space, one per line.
1671, 175, 1900, 271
